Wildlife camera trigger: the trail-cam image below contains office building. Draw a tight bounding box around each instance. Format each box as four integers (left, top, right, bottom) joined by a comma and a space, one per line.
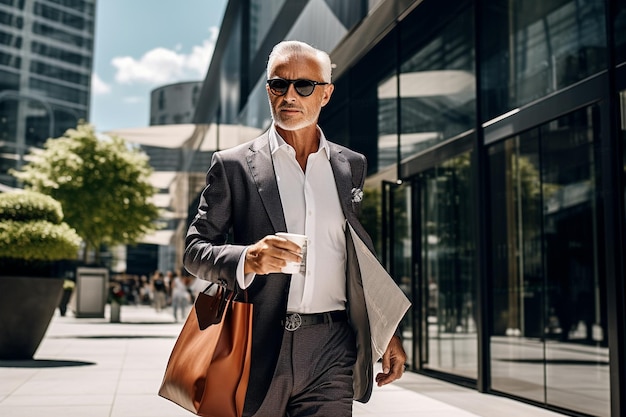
0, 0, 96, 188
111, 80, 214, 275
121, 81, 204, 276
185, 1, 626, 416
150, 81, 202, 126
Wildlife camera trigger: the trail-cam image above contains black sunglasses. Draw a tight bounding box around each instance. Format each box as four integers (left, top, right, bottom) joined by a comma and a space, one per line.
267, 78, 329, 97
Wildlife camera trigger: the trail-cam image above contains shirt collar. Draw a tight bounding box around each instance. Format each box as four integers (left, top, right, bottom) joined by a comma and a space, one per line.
269, 124, 331, 160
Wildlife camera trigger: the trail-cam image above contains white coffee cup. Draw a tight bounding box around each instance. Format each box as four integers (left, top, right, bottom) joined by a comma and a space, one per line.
276, 232, 307, 274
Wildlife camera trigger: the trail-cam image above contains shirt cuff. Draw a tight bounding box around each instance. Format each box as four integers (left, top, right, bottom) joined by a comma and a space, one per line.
236, 247, 256, 289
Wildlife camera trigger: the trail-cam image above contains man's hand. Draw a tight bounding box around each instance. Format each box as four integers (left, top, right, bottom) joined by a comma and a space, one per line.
244, 235, 303, 275
375, 336, 407, 386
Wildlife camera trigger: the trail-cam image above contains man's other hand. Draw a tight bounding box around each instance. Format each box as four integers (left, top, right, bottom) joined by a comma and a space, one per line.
375, 336, 407, 386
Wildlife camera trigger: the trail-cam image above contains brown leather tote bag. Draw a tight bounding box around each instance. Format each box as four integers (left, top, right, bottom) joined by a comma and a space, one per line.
159, 285, 253, 417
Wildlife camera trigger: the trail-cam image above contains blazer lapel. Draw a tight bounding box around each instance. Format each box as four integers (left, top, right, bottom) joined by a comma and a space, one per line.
329, 144, 376, 254
329, 145, 355, 222
246, 133, 287, 233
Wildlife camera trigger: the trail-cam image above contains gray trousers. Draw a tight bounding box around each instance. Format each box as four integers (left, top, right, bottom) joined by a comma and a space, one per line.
252, 320, 357, 417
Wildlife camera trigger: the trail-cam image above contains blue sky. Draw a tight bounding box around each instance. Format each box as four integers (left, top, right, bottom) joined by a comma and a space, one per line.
89, 0, 228, 132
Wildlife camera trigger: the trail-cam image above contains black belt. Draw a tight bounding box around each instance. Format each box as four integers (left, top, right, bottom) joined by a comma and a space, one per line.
281, 310, 347, 331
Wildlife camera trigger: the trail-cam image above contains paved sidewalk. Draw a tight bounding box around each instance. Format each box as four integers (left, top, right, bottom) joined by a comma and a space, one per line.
0, 305, 566, 417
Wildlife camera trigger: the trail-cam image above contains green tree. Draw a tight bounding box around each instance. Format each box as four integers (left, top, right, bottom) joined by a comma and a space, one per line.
11, 123, 161, 263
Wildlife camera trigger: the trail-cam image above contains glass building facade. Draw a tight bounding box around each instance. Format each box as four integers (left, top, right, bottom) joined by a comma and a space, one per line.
189, 0, 626, 415
150, 81, 202, 126
0, 0, 95, 187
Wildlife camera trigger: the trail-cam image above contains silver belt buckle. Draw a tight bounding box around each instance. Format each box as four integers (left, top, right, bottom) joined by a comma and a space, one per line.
285, 313, 302, 331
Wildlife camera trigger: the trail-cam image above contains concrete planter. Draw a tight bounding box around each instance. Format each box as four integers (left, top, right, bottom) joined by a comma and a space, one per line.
0, 276, 64, 360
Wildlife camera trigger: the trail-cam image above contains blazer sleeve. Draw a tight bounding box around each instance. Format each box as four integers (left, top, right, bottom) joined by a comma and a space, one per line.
183, 152, 246, 292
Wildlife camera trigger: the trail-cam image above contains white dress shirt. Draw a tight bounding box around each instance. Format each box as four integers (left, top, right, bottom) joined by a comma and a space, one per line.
236, 125, 347, 314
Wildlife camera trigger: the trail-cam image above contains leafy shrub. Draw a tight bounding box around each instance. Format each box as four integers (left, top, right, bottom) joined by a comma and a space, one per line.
0, 220, 81, 261
0, 191, 81, 262
0, 191, 62, 224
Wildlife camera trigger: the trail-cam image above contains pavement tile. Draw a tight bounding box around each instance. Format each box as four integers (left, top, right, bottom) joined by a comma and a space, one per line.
0, 304, 569, 417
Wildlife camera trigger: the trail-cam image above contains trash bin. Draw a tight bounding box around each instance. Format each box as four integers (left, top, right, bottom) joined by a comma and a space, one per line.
73, 267, 108, 318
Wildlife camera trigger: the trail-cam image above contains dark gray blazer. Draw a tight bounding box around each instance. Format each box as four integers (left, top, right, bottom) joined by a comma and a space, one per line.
184, 131, 376, 415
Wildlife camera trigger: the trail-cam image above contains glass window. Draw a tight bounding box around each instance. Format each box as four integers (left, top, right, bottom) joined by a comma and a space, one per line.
377, 72, 397, 171
0, 50, 21, 69
0, 96, 18, 186
488, 105, 608, 417
242, 76, 272, 131
399, 6, 475, 161
46, 0, 95, 15
249, 0, 286, 60
384, 181, 415, 366
341, 34, 396, 174
318, 0, 364, 31
158, 90, 165, 111
622, 89, 626, 285
220, 13, 242, 125
0, 9, 23, 28
617, 0, 626, 63
32, 22, 92, 50
0, 0, 25, 9
34, 3, 90, 31
30, 61, 89, 85
192, 85, 200, 107
31, 42, 90, 67
25, 101, 54, 149
29, 78, 88, 106
481, 0, 607, 122
420, 150, 477, 379
0, 30, 22, 48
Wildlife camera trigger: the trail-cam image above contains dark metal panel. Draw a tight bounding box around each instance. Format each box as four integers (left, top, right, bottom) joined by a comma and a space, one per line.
604, 2, 626, 414
483, 72, 609, 145
192, 0, 242, 124
473, 0, 490, 394
410, 176, 422, 372
399, 131, 474, 178
330, 0, 422, 79
247, 0, 310, 92
600, 94, 625, 417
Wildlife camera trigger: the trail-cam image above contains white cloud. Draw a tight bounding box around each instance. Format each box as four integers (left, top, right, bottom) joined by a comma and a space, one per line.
91, 73, 111, 94
112, 27, 218, 86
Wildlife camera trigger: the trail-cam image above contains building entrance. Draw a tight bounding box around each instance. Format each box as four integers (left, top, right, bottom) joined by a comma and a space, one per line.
487, 104, 609, 416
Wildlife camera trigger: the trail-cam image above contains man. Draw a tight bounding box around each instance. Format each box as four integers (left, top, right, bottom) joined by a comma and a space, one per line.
184, 40, 407, 417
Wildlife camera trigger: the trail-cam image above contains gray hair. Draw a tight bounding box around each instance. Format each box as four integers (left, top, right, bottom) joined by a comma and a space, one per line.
266, 40, 332, 83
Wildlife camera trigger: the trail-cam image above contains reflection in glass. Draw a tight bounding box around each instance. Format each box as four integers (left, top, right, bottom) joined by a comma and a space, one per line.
488, 106, 608, 416
377, 73, 397, 170
420, 150, 477, 379
249, 0, 286, 59
543, 107, 607, 416
617, 0, 626, 63
398, 8, 475, 161
489, 130, 548, 403
623, 90, 626, 217
481, 0, 607, 121
385, 182, 414, 366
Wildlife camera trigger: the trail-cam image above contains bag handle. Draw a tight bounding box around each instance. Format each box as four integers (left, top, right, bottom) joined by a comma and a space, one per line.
195, 281, 248, 330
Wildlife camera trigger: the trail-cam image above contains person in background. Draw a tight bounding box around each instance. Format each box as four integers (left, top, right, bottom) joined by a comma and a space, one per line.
180, 268, 200, 302
184, 40, 406, 417
170, 269, 191, 322
139, 275, 152, 305
151, 270, 168, 313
